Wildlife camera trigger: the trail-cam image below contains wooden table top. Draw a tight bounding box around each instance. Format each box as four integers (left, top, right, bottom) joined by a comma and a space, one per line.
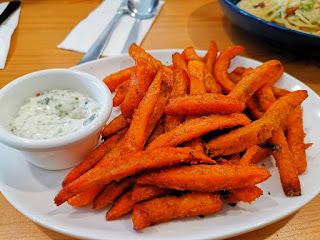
0, 0, 319, 239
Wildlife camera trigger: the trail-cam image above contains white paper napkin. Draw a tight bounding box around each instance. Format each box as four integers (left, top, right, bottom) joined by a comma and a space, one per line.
0, 2, 21, 70
58, 0, 164, 56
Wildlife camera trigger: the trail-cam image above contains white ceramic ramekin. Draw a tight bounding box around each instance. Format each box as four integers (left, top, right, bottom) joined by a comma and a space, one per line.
0, 69, 112, 170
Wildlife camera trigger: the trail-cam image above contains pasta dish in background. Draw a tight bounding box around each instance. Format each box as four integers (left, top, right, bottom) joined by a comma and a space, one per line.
237, 0, 320, 36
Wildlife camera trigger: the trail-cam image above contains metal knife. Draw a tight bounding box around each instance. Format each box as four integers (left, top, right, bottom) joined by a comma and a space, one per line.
0, 1, 21, 25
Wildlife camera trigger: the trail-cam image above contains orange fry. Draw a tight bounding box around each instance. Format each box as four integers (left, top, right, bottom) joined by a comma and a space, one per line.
286, 106, 308, 174
204, 68, 222, 94
272, 128, 301, 196
131, 185, 173, 203
239, 145, 262, 165
62, 127, 128, 187
54, 147, 214, 206
132, 192, 222, 231
224, 186, 263, 203
164, 93, 246, 116
256, 85, 277, 111
103, 66, 135, 92
136, 164, 271, 192
147, 113, 251, 150
181, 46, 201, 63
92, 177, 135, 210
188, 60, 207, 94
147, 116, 165, 145
246, 96, 264, 119
67, 185, 105, 207
206, 90, 308, 157
102, 114, 129, 139
129, 43, 163, 70
113, 80, 130, 107
228, 60, 283, 103
214, 46, 244, 93
203, 41, 218, 74
172, 52, 188, 73
121, 59, 157, 119
251, 147, 272, 164
272, 86, 291, 98
122, 69, 164, 153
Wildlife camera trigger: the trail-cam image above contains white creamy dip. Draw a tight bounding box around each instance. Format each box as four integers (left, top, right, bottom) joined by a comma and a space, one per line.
9, 89, 100, 139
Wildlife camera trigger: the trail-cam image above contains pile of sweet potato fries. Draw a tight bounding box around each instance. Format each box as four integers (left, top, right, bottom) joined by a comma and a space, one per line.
54, 42, 311, 230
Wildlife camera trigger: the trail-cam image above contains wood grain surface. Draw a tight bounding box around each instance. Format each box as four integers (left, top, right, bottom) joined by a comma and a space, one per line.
0, 0, 319, 239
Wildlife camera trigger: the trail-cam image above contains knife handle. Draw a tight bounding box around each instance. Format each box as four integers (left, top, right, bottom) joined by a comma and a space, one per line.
0, 1, 21, 25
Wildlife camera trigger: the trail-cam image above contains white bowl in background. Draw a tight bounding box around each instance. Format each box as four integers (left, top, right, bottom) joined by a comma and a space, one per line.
0, 69, 112, 170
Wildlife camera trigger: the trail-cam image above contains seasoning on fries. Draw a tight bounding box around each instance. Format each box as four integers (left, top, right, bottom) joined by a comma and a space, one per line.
55, 41, 311, 231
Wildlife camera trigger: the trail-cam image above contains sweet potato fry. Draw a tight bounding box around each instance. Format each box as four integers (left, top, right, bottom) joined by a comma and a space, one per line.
102, 114, 129, 139
251, 147, 272, 164
239, 145, 261, 166
147, 116, 165, 145
228, 60, 283, 103
113, 80, 130, 107
103, 66, 135, 92
256, 85, 277, 111
246, 96, 264, 119
54, 147, 214, 206
204, 68, 222, 94
272, 86, 291, 98
181, 46, 201, 63
232, 66, 247, 76
147, 113, 251, 150
136, 164, 270, 193
172, 53, 188, 73
214, 46, 244, 93
183, 137, 205, 154
206, 90, 308, 157
164, 94, 246, 116
131, 185, 173, 203
121, 59, 158, 119
122, 69, 164, 153
271, 128, 301, 196
129, 43, 163, 70
67, 185, 105, 207
132, 192, 222, 230
224, 186, 263, 203
188, 60, 207, 94
286, 106, 307, 174
229, 72, 242, 84
92, 177, 135, 210
62, 127, 128, 187
203, 41, 218, 74
107, 185, 173, 220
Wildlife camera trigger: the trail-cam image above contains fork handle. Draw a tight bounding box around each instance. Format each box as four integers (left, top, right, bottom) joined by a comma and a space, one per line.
78, 7, 125, 65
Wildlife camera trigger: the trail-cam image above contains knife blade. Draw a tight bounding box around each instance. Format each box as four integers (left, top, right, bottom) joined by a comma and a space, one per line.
0, 1, 21, 26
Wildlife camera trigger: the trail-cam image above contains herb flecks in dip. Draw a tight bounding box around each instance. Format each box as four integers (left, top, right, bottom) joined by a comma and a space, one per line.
9, 89, 100, 139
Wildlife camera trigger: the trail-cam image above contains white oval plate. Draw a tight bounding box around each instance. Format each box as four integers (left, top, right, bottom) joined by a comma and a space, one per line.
1, 50, 320, 240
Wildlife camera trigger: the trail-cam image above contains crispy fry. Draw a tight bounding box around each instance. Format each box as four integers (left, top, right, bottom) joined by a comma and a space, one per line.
122, 69, 164, 153
232, 66, 247, 76
67, 185, 104, 207
172, 53, 188, 73
214, 46, 244, 93
102, 114, 129, 139
103, 66, 135, 92
271, 128, 301, 196
188, 60, 207, 95
183, 137, 205, 154
54, 147, 214, 206
147, 116, 165, 145
62, 128, 128, 187
239, 145, 261, 165
286, 106, 307, 174
206, 90, 308, 157
251, 147, 272, 164
131, 185, 173, 203
132, 192, 222, 230
113, 80, 130, 107
256, 85, 277, 111
203, 41, 218, 74
136, 164, 270, 192
224, 186, 263, 203
246, 96, 264, 119
129, 43, 163, 70
121, 59, 157, 119
164, 94, 246, 116
181, 46, 201, 63
147, 113, 251, 150
92, 178, 135, 210
107, 185, 173, 220
228, 60, 283, 103
204, 68, 222, 94
272, 86, 291, 98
